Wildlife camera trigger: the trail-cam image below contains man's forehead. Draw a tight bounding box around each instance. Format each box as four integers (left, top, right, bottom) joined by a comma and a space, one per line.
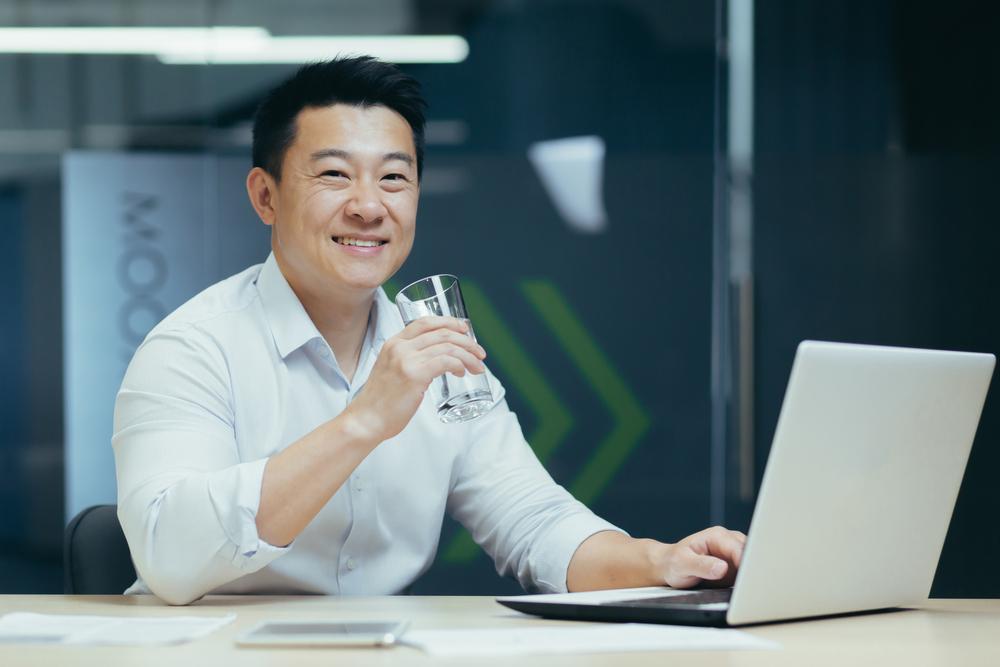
293, 103, 415, 151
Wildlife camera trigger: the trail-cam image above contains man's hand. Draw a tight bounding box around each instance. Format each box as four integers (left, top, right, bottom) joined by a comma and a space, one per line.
654, 526, 746, 588
344, 316, 487, 442
566, 527, 747, 592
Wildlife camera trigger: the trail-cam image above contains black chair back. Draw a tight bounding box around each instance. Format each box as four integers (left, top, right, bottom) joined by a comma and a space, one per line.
64, 504, 137, 594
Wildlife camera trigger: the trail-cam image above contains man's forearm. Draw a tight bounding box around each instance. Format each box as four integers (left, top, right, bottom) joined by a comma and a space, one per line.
566, 531, 669, 591
256, 413, 379, 546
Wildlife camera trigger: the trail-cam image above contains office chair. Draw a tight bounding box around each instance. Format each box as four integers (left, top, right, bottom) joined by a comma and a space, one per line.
64, 504, 137, 594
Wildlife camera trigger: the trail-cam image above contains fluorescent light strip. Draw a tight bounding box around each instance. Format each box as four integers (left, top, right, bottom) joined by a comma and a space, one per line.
0, 27, 469, 64
157, 35, 469, 64
0, 27, 269, 55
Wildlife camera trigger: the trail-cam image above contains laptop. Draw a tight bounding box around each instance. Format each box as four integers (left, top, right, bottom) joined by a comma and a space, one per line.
498, 341, 995, 626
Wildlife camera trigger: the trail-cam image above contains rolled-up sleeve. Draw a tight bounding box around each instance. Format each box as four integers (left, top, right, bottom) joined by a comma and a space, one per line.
446, 374, 627, 593
113, 326, 288, 605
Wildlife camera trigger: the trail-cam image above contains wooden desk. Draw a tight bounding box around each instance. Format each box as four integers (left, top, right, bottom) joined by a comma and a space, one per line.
1, 595, 997, 666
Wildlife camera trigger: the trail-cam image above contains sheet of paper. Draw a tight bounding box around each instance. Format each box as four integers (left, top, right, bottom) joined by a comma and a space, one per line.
403, 623, 778, 657
497, 585, 688, 605
0, 612, 236, 646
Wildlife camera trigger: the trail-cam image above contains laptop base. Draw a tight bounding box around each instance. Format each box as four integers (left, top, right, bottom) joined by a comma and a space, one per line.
497, 598, 730, 627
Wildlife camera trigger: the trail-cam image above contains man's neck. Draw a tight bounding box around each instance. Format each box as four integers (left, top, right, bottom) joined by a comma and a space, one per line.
306, 291, 374, 383
277, 260, 376, 384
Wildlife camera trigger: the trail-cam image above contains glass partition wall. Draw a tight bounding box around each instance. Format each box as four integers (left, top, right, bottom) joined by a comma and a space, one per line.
0, 0, 729, 594
723, 0, 1000, 598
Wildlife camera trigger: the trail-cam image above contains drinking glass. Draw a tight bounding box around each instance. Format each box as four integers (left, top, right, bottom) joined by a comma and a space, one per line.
395, 275, 494, 423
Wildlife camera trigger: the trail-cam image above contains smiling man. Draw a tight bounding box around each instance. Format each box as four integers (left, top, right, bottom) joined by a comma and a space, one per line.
113, 56, 745, 605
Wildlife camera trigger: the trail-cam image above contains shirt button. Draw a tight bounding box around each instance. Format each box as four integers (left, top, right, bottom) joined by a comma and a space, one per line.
346, 558, 357, 571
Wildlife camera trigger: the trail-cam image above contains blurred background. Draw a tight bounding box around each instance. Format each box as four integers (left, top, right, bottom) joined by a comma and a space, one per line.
0, 0, 997, 597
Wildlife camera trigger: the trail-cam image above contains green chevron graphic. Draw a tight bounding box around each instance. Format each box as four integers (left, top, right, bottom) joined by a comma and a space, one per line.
443, 280, 574, 562
521, 280, 651, 505
382, 277, 648, 562
462, 282, 574, 464
386, 278, 572, 463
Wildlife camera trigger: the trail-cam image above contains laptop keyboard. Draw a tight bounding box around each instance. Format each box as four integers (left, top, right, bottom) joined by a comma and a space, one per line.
604, 588, 733, 607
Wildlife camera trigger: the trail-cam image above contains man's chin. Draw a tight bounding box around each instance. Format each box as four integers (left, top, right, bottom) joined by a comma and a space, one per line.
321, 251, 407, 296
334, 272, 393, 294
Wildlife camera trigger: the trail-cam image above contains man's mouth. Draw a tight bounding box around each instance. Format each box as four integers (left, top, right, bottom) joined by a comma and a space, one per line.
332, 236, 388, 247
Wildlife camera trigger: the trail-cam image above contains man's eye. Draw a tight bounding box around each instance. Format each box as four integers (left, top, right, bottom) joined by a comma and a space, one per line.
383, 173, 407, 181
321, 170, 346, 178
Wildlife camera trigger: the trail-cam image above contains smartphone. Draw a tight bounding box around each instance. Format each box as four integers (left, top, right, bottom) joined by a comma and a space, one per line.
236, 620, 410, 647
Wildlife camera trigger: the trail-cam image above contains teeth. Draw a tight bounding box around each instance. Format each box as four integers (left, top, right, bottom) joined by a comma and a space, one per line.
336, 237, 385, 247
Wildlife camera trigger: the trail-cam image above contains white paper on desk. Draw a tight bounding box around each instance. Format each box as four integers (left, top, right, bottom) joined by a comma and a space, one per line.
403, 623, 778, 657
499, 585, 691, 605
0, 612, 236, 646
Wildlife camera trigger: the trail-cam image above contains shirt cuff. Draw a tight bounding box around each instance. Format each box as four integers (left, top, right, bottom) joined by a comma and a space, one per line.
207, 456, 291, 572
532, 512, 629, 593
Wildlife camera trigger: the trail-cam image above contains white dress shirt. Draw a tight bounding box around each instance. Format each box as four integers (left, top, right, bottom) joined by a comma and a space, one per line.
113, 253, 623, 605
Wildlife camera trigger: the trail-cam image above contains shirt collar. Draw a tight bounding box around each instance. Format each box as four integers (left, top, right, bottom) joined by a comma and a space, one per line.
370, 281, 402, 349
256, 253, 324, 358
255, 252, 401, 359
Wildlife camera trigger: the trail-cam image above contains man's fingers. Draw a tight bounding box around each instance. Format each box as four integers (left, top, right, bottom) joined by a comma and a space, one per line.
686, 553, 729, 581
701, 526, 746, 567
731, 531, 747, 564
418, 343, 485, 374
665, 527, 746, 588
422, 354, 468, 380
398, 316, 469, 340
410, 328, 486, 358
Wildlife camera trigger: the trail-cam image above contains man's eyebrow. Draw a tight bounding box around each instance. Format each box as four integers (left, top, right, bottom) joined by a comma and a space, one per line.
310, 148, 351, 161
383, 151, 414, 166
309, 148, 414, 167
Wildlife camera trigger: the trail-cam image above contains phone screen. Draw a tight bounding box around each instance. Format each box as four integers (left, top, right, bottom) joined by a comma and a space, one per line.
253, 622, 399, 635
239, 620, 409, 647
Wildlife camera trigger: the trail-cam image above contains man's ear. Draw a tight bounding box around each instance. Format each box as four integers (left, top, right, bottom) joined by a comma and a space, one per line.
246, 167, 279, 226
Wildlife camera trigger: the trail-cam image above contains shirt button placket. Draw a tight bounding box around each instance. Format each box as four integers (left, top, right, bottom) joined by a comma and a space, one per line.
341, 473, 363, 582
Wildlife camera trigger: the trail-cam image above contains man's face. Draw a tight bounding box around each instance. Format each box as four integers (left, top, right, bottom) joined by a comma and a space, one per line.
265, 103, 419, 299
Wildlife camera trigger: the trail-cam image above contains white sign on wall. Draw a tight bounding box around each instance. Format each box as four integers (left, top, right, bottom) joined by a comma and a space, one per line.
62, 151, 270, 519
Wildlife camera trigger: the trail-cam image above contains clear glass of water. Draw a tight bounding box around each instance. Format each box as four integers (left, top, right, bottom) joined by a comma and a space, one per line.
395, 275, 494, 423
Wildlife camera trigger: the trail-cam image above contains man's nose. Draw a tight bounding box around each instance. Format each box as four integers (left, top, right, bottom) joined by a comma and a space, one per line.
345, 180, 388, 223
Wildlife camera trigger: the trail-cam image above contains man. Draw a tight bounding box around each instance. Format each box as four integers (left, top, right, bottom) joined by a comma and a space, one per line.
114, 56, 745, 605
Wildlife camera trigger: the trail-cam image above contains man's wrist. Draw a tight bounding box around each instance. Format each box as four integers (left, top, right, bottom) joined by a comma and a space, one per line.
639, 538, 679, 587
334, 408, 382, 453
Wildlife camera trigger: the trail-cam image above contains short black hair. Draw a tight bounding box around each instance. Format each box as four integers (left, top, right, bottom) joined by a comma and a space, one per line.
252, 56, 427, 181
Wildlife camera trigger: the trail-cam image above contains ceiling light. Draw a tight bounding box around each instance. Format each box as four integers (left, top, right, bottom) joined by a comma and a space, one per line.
0, 27, 268, 56
0, 27, 468, 64
157, 35, 469, 64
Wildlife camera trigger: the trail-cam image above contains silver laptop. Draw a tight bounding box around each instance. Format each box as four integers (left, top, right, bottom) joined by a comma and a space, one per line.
498, 341, 995, 626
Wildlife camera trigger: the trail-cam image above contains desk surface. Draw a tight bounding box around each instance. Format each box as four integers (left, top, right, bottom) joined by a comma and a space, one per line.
1, 595, 998, 666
